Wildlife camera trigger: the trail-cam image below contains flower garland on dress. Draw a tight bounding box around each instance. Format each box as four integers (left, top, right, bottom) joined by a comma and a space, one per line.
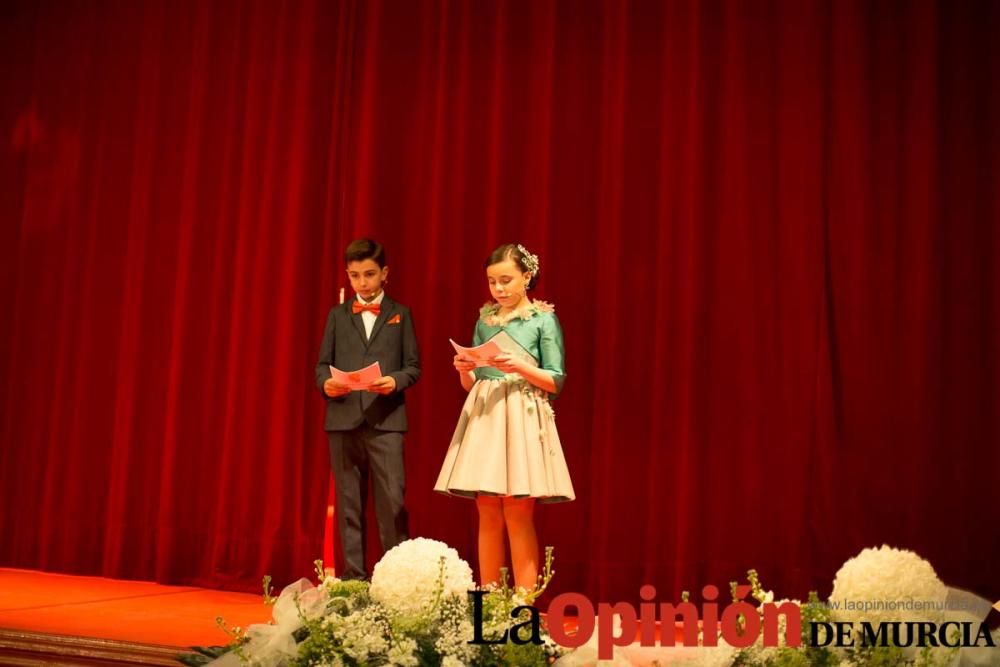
503, 377, 556, 423
479, 299, 555, 327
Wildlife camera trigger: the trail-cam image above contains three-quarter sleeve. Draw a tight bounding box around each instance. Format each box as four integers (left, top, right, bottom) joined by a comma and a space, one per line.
538, 313, 566, 397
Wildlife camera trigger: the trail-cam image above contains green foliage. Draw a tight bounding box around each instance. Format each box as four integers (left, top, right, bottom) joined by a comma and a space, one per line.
844, 644, 909, 665
325, 578, 370, 600
759, 648, 812, 667
732, 574, 839, 667
176, 552, 561, 666
174, 645, 232, 667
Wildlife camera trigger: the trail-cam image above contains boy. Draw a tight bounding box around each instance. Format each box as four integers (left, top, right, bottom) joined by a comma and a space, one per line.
315, 238, 420, 579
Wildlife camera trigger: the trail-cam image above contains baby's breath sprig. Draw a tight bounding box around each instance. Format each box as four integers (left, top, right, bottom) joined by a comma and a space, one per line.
523, 546, 556, 603
429, 555, 448, 613
497, 566, 512, 598
729, 580, 747, 632
291, 591, 318, 627
496, 566, 516, 621
262, 575, 275, 605
747, 568, 767, 603
214, 616, 244, 641
313, 559, 325, 582
214, 615, 249, 661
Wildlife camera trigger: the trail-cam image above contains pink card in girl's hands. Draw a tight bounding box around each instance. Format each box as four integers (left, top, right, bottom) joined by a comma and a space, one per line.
449, 331, 538, 368
450, 339, 504, 367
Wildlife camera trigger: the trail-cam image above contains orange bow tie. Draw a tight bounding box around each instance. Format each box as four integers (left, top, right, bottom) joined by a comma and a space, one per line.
352, 301, 381, 315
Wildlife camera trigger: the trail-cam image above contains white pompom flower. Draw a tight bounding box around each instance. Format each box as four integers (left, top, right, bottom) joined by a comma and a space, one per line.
369, 538, 475, 617
829, 544, 947, 626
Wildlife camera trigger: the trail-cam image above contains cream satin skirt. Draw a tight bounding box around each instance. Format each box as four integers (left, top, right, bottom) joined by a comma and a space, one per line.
434, 378, 575, 503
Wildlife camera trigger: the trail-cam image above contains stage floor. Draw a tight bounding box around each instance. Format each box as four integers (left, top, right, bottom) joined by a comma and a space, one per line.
0, 567, 270, 664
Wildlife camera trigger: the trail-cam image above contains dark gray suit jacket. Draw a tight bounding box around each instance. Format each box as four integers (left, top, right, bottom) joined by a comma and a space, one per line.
315, 296, 421, 432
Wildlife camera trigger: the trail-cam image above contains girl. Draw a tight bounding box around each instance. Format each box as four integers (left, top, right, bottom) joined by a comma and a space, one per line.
434, 243, 575, 590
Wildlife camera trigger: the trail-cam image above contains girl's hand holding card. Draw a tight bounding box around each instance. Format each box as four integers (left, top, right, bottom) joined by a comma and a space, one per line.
490, 353, 522, 374
453, 354, 477, 373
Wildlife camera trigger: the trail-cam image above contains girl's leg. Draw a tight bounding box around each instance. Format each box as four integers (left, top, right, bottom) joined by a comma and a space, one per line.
476, 495, 506, 586
502, 497, 538, 590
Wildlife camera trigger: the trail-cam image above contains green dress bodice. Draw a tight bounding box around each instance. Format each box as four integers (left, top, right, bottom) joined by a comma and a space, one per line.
472, 302, 566, 397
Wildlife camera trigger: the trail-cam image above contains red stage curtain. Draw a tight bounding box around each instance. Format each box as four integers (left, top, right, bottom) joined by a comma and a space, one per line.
1, 0, 997, 604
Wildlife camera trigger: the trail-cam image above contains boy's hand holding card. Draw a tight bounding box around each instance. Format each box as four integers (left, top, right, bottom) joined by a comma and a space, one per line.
323, 378, 352, 397
368, 376, 397, 395
328, 361, 383, 391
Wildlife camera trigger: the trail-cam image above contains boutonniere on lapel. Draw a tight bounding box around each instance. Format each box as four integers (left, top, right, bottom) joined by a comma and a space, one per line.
387, 314, 401, 325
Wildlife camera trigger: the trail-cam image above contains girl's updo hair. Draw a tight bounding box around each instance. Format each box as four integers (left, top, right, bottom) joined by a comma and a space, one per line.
485, 243, 541, 290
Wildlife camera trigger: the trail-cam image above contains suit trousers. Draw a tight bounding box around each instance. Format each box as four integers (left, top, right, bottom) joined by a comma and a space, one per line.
327, 426, 408, 579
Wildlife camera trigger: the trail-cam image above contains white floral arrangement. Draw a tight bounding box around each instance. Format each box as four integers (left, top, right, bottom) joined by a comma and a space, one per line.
829, 545, 948, 627
741, 580, 804, 666
368, 538, 474, 618
720, 570, 834, 667
634, 551, 981, 667
179, 539, 564, 667
732, 548, 973, 667
179, 543, 998, 667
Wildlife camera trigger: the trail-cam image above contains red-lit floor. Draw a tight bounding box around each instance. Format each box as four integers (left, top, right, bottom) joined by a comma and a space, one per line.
0, 566, 696, 666
0, 567, 270, 648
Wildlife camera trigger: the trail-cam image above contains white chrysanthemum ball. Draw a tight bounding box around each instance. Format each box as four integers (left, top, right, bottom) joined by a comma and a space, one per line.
829, 545, 947, 626
369, 538, 474, 617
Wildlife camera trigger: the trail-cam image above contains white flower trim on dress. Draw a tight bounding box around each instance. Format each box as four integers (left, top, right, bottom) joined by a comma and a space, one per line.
493, 374, 556, 421
480, 299, 555, 326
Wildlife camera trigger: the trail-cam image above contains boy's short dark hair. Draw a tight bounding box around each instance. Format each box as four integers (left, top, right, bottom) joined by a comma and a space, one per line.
344, 238, 386, 267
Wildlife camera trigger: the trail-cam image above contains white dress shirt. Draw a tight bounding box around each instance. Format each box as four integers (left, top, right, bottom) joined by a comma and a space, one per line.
357, 291, 385, 339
